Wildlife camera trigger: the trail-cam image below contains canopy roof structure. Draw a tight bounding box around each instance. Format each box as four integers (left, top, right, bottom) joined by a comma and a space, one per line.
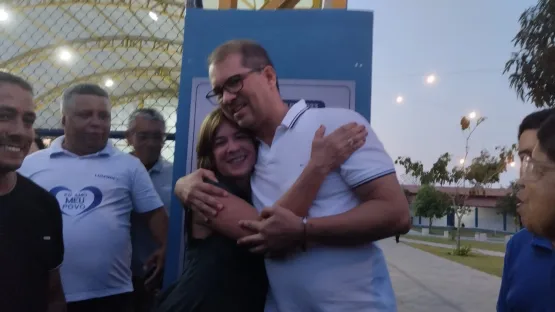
0, 0, 344, 158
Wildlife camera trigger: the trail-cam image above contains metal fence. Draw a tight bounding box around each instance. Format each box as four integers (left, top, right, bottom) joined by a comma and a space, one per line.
0, 1, 331, 161
0, 1, 186, 161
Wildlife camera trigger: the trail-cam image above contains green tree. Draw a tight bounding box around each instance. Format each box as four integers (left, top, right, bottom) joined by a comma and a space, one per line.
396, 115, 517, 255
412, 185, 451, 231
495, 182, 521, 231
505, 0, 555, 107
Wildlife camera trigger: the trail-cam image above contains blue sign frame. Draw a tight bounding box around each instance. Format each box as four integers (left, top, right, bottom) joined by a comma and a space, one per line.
164, 8, 374, 288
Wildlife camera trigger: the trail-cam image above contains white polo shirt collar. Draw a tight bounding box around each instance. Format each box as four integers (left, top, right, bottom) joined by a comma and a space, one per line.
280, 100, 310, 129
48, 135, 115, 159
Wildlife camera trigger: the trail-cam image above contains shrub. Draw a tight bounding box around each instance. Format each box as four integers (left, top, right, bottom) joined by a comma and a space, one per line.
449, 245, 472, 256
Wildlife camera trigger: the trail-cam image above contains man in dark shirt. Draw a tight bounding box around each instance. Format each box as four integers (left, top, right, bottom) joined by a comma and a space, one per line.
497, 108, 555, 312
0, 72, 66, 312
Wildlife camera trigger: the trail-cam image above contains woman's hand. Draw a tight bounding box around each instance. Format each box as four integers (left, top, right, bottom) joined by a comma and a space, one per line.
174, 169, 228, 220
309, 122, 367, 174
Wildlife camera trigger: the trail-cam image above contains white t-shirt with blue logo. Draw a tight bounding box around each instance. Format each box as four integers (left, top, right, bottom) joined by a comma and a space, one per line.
18, 136, 164, 302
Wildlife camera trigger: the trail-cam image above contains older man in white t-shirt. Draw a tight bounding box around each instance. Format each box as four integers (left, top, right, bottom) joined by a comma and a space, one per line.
19, 84, 169, 312
176, 40, 410, 311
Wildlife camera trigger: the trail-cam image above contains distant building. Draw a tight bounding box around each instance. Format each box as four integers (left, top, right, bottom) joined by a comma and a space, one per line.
402, 185, 517, 233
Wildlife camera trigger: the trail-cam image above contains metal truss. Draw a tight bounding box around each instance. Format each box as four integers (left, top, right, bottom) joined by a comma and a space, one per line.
0, 36, 183, 72
35, 66, 179, 109
13, 0, 187, 19
3, 0, 329, 114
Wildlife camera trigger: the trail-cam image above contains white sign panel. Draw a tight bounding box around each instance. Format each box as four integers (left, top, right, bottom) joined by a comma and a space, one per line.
186, 78, 356, 173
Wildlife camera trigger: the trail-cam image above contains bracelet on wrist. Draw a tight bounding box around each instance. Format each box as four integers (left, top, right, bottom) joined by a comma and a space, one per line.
301, 216, 308, 252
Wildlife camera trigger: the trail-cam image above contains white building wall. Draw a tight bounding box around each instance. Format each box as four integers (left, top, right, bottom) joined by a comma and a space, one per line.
478, 208, 504, 231
418, 215, 448, 227
455, 207, 475, 229
505, 212, 519, 233
411, 205, 519, 233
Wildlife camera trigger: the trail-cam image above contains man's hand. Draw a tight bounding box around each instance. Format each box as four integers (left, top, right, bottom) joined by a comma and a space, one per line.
310, 123, 367, 173
174, 169, 228, 220
237, 206, 304, 254
143, 247, 165, 291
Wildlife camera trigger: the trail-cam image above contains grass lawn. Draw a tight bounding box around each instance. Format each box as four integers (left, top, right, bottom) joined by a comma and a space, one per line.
411, 226, 507, 238
405, 242, 504, 277
403, 234, 507, 253
411, 227, 506, 238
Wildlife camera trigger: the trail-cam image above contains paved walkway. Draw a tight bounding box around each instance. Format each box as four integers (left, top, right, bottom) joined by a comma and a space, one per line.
402, 238, 505, 257
378, 238, 501, 312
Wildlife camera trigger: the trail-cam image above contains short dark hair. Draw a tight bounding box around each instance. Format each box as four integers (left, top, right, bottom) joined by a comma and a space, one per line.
518, 108, 554, 139
62, 83, 109, 113
208, 39, 280, 91
537, 114, 555, 162
0, 71, 33, 94
208, 39, 275, 70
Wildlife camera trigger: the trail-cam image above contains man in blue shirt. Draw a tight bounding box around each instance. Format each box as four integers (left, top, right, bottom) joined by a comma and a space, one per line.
497, 108, 555, 312
126, 108, 173, 312
19, 84, 169, 312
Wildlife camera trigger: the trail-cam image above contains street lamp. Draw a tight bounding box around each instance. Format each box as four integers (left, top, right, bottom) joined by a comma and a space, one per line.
425, 74, 436, 85
58, 48, 73, 62
0, 8, 10, 23
104, 79, 114, 88
149, 11, 158, 21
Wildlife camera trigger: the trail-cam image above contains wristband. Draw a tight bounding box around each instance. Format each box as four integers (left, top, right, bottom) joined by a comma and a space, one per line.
301, 216, 308, 252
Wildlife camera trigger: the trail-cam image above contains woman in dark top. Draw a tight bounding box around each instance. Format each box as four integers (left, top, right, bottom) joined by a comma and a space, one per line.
155, 108, 365, 312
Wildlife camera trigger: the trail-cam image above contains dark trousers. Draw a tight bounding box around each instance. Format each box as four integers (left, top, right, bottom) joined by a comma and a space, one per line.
132, 276, 157, 312
67, 293, 131, 312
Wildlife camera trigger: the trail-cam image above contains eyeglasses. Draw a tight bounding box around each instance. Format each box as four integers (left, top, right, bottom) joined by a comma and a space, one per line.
206, 68, 262, 105
521, 155, 555, 180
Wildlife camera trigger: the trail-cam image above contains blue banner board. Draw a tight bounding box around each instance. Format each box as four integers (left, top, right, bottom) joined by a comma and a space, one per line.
164, 8, 374, 288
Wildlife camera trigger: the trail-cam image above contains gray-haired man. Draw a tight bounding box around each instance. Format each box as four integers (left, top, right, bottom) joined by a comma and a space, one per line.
126, 108, 173, 311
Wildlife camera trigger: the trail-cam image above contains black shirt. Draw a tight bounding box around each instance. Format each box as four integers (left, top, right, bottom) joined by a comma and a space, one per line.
0, 174, 64, 312
155, 178, 268, 312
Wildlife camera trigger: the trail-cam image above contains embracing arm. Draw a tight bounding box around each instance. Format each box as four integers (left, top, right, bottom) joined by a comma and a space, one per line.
202, 162, 329, 240
189, 123, 366, 240
304, 173, 410, 246
301, 112, 410, 246
275, 162, 328, 217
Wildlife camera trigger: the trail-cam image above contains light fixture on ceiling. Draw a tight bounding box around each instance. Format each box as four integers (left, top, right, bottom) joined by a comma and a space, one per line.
149, 11, 159, 21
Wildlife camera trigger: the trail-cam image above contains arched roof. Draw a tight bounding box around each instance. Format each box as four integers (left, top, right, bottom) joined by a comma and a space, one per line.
0, 0, 319, 132
1, 0, 188, 131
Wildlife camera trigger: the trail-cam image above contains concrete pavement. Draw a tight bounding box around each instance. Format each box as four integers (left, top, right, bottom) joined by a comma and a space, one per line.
378, 238, 501, 312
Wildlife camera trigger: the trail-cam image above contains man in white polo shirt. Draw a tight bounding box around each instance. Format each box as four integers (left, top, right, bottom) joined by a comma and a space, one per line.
19, 84, 169, 312
175, 40, 410, 311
